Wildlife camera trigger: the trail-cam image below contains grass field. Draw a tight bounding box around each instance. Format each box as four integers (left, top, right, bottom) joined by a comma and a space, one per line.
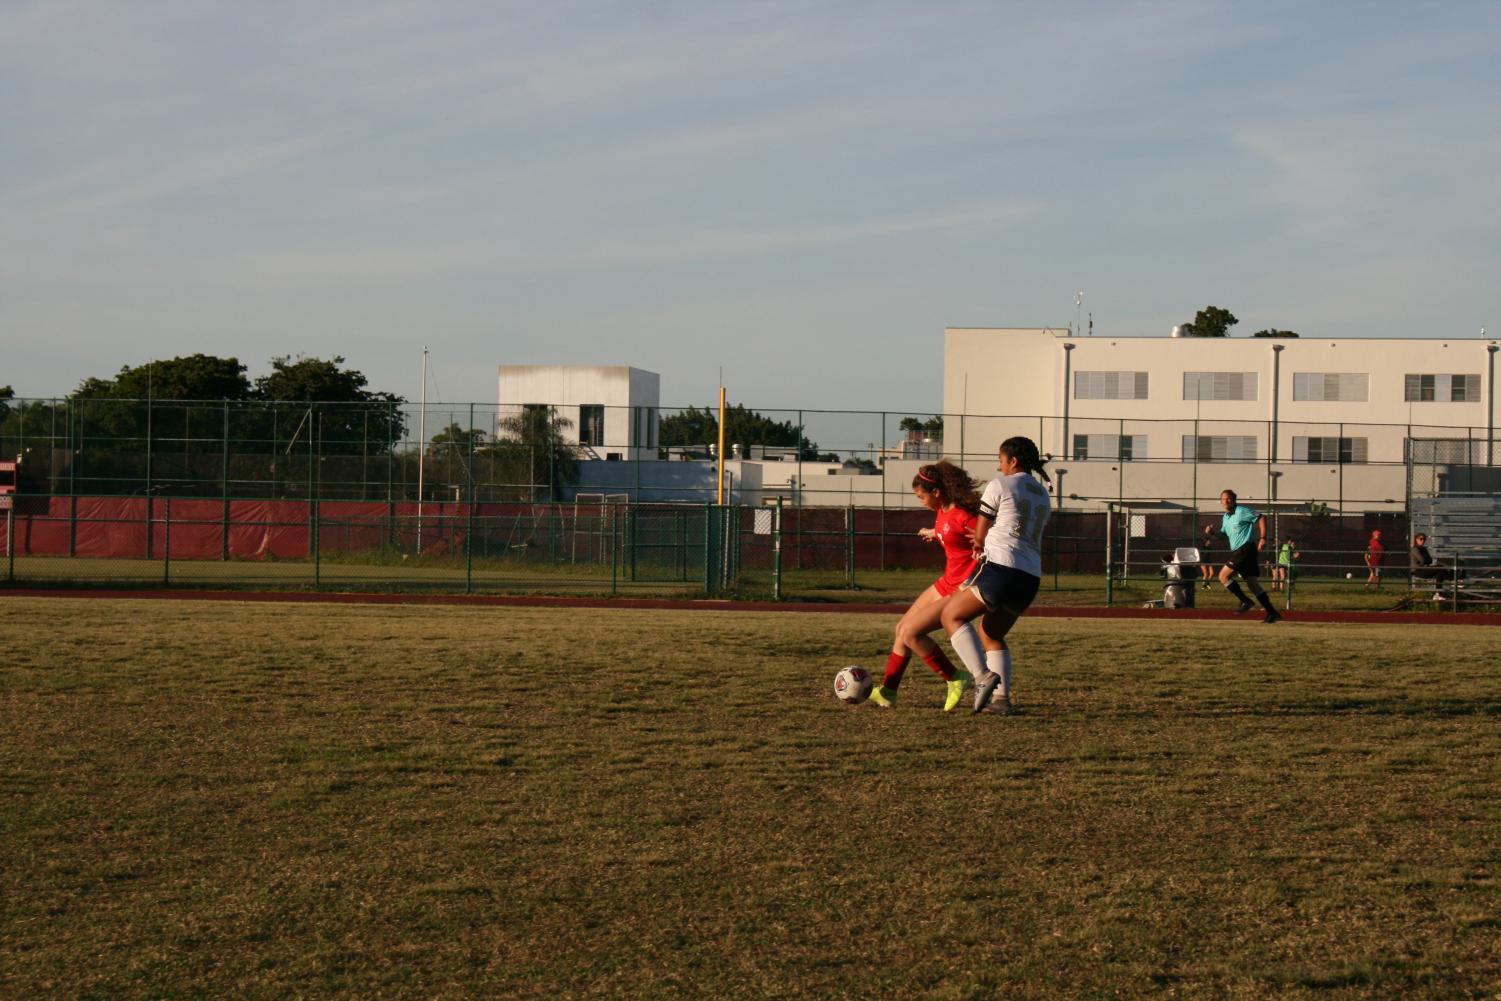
5, 555, 1459, 613
3, 598, 1499, 999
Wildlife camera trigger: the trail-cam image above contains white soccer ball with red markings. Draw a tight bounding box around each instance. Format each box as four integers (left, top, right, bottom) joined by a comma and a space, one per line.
834, 665, 873, 704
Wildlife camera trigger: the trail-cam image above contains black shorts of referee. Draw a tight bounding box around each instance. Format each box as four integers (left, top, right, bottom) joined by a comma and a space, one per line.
1224, 542, 1260, 579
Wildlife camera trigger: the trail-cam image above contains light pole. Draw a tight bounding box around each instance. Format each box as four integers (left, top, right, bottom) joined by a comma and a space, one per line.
1487, 336, 1497, 467
1075, 291, 1084, 337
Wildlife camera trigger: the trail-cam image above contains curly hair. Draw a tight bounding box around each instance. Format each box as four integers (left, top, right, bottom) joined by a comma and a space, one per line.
999, 436, 1052, 483
913, 460, 982, 515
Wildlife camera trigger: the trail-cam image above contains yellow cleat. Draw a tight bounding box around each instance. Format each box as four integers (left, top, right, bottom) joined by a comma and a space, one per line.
868, 685, 897, 708
943, 674, 969, 713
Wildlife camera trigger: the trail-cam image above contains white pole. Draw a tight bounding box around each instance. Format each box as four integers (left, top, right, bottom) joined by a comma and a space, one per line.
418, 347, 427, 555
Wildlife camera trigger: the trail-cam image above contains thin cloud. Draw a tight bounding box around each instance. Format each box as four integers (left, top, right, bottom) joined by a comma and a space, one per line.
2, 131, 344, 221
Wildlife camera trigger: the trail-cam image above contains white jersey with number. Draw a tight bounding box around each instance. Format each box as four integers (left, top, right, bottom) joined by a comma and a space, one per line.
978, 472, 1051, 577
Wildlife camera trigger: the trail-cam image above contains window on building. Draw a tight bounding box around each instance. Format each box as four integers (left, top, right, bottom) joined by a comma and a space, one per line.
1074, 371, 1149, 400
579, 405, 605, 446
1073, 434, 1147, 461
1406, 438, 1481, 463
1292, 373, 1368, 402
1183, 372, 1258, 401
1404, 373, 1480, 403
1292, 436, 1368, 464
1180, 435, 1258, 462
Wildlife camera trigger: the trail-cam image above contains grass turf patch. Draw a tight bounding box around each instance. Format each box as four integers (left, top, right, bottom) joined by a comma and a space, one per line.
2, 599, 1498, 998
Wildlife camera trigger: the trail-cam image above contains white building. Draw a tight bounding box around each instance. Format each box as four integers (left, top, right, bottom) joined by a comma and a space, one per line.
498, 365, 660, 462
943, 327, 1501, 510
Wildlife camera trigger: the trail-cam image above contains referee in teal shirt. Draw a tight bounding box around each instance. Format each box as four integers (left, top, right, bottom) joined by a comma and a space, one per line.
1205, 489, 1281, 623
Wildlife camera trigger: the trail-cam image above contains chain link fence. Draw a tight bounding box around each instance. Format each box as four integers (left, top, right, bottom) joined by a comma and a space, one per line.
3, 396, 1499, 601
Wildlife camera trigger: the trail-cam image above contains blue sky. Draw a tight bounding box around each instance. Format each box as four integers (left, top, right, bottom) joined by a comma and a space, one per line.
4, 0, 1498, 413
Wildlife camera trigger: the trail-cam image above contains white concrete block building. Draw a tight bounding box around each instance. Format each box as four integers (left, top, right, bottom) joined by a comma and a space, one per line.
943, 327, 1501, 510
498, 365, 660, 462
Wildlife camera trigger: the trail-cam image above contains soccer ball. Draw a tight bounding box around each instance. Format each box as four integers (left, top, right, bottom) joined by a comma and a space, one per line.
1345, 572, 1353, 579
833, 665, 873, 705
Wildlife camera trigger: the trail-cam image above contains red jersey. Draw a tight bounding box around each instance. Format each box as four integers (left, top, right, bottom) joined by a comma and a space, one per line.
932, 506, 979, 596
1368, 537, 1385, 566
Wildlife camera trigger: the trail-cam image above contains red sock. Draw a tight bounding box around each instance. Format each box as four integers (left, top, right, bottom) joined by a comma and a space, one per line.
882, 651, 910, 689
921, 647, 957, 681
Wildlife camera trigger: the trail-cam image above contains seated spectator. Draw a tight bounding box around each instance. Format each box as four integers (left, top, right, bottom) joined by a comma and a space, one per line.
1410, 533, 1449, 582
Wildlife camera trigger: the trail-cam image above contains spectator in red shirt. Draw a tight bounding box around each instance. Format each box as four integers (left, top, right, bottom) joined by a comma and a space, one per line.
1365, 530, 1385, 590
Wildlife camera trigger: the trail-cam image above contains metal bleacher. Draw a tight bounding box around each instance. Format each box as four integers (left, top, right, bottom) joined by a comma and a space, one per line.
1408, 494, 1501, 606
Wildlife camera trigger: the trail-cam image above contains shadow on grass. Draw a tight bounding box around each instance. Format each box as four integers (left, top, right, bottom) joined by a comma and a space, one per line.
1025, 697, 1500, 720
1185, 697, 1497, 719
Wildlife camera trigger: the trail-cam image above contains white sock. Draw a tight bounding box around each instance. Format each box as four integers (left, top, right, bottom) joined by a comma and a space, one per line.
985, 648, 1013, 698
949, 623, 986, 678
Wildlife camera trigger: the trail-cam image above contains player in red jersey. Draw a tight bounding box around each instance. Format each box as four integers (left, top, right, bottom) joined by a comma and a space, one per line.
869, 460, 983, 712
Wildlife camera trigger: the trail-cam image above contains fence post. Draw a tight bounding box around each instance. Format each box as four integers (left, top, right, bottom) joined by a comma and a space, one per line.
1105, 503, 1115, 607
221, 401, 231, 560
628, 503, 637, 582
146, 390, 153, 502
703, 502, 714, 594
846, 504, 856, 590
611, 507, 619, 596
720, 504, 732, 591
466, 402, 475, 595
6, 506, 14, 583
162, 497, 171, 586
773, 496, 783, 601
1051, 502, 1060, 592
313, 499, 321, 589
879, 411, 886, 572
465, 500, 474, 594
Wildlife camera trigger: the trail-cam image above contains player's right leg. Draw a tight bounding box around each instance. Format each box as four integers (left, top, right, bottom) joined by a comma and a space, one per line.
1220, 553, 1255, 613
876, 585, 948, 707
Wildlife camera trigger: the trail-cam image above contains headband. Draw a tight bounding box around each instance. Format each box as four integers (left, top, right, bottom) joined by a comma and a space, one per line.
916, 470, 936, 484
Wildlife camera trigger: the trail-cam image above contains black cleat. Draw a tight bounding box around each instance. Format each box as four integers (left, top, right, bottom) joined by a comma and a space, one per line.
1264, 609, 1282, 624
1234, 601, 1255, 615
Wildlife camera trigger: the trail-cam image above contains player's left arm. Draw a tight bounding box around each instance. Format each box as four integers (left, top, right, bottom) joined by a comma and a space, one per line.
1256, 514, 1267, 550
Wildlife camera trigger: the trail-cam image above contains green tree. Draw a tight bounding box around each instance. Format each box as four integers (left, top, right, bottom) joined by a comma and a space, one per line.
429, 423, 487, 455
254, 355, 407, 456
660, 404, 822, 458
256, 355, 371, 402
898, 415, 944, 435
495, 405, 579, 501
62, 356, 257, 494
1252, 329, 1300, 338
90, 355, 254, 401
67, 355, 253, 440
1180, 306, 1239, 338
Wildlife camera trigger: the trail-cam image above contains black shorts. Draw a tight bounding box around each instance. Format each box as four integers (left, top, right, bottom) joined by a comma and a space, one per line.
1224, 543, 1259, 579
965, 560, 1041, 617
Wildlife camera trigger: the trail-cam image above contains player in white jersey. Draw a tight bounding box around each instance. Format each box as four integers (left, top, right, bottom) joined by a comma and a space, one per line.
937, 436, 1052, 714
